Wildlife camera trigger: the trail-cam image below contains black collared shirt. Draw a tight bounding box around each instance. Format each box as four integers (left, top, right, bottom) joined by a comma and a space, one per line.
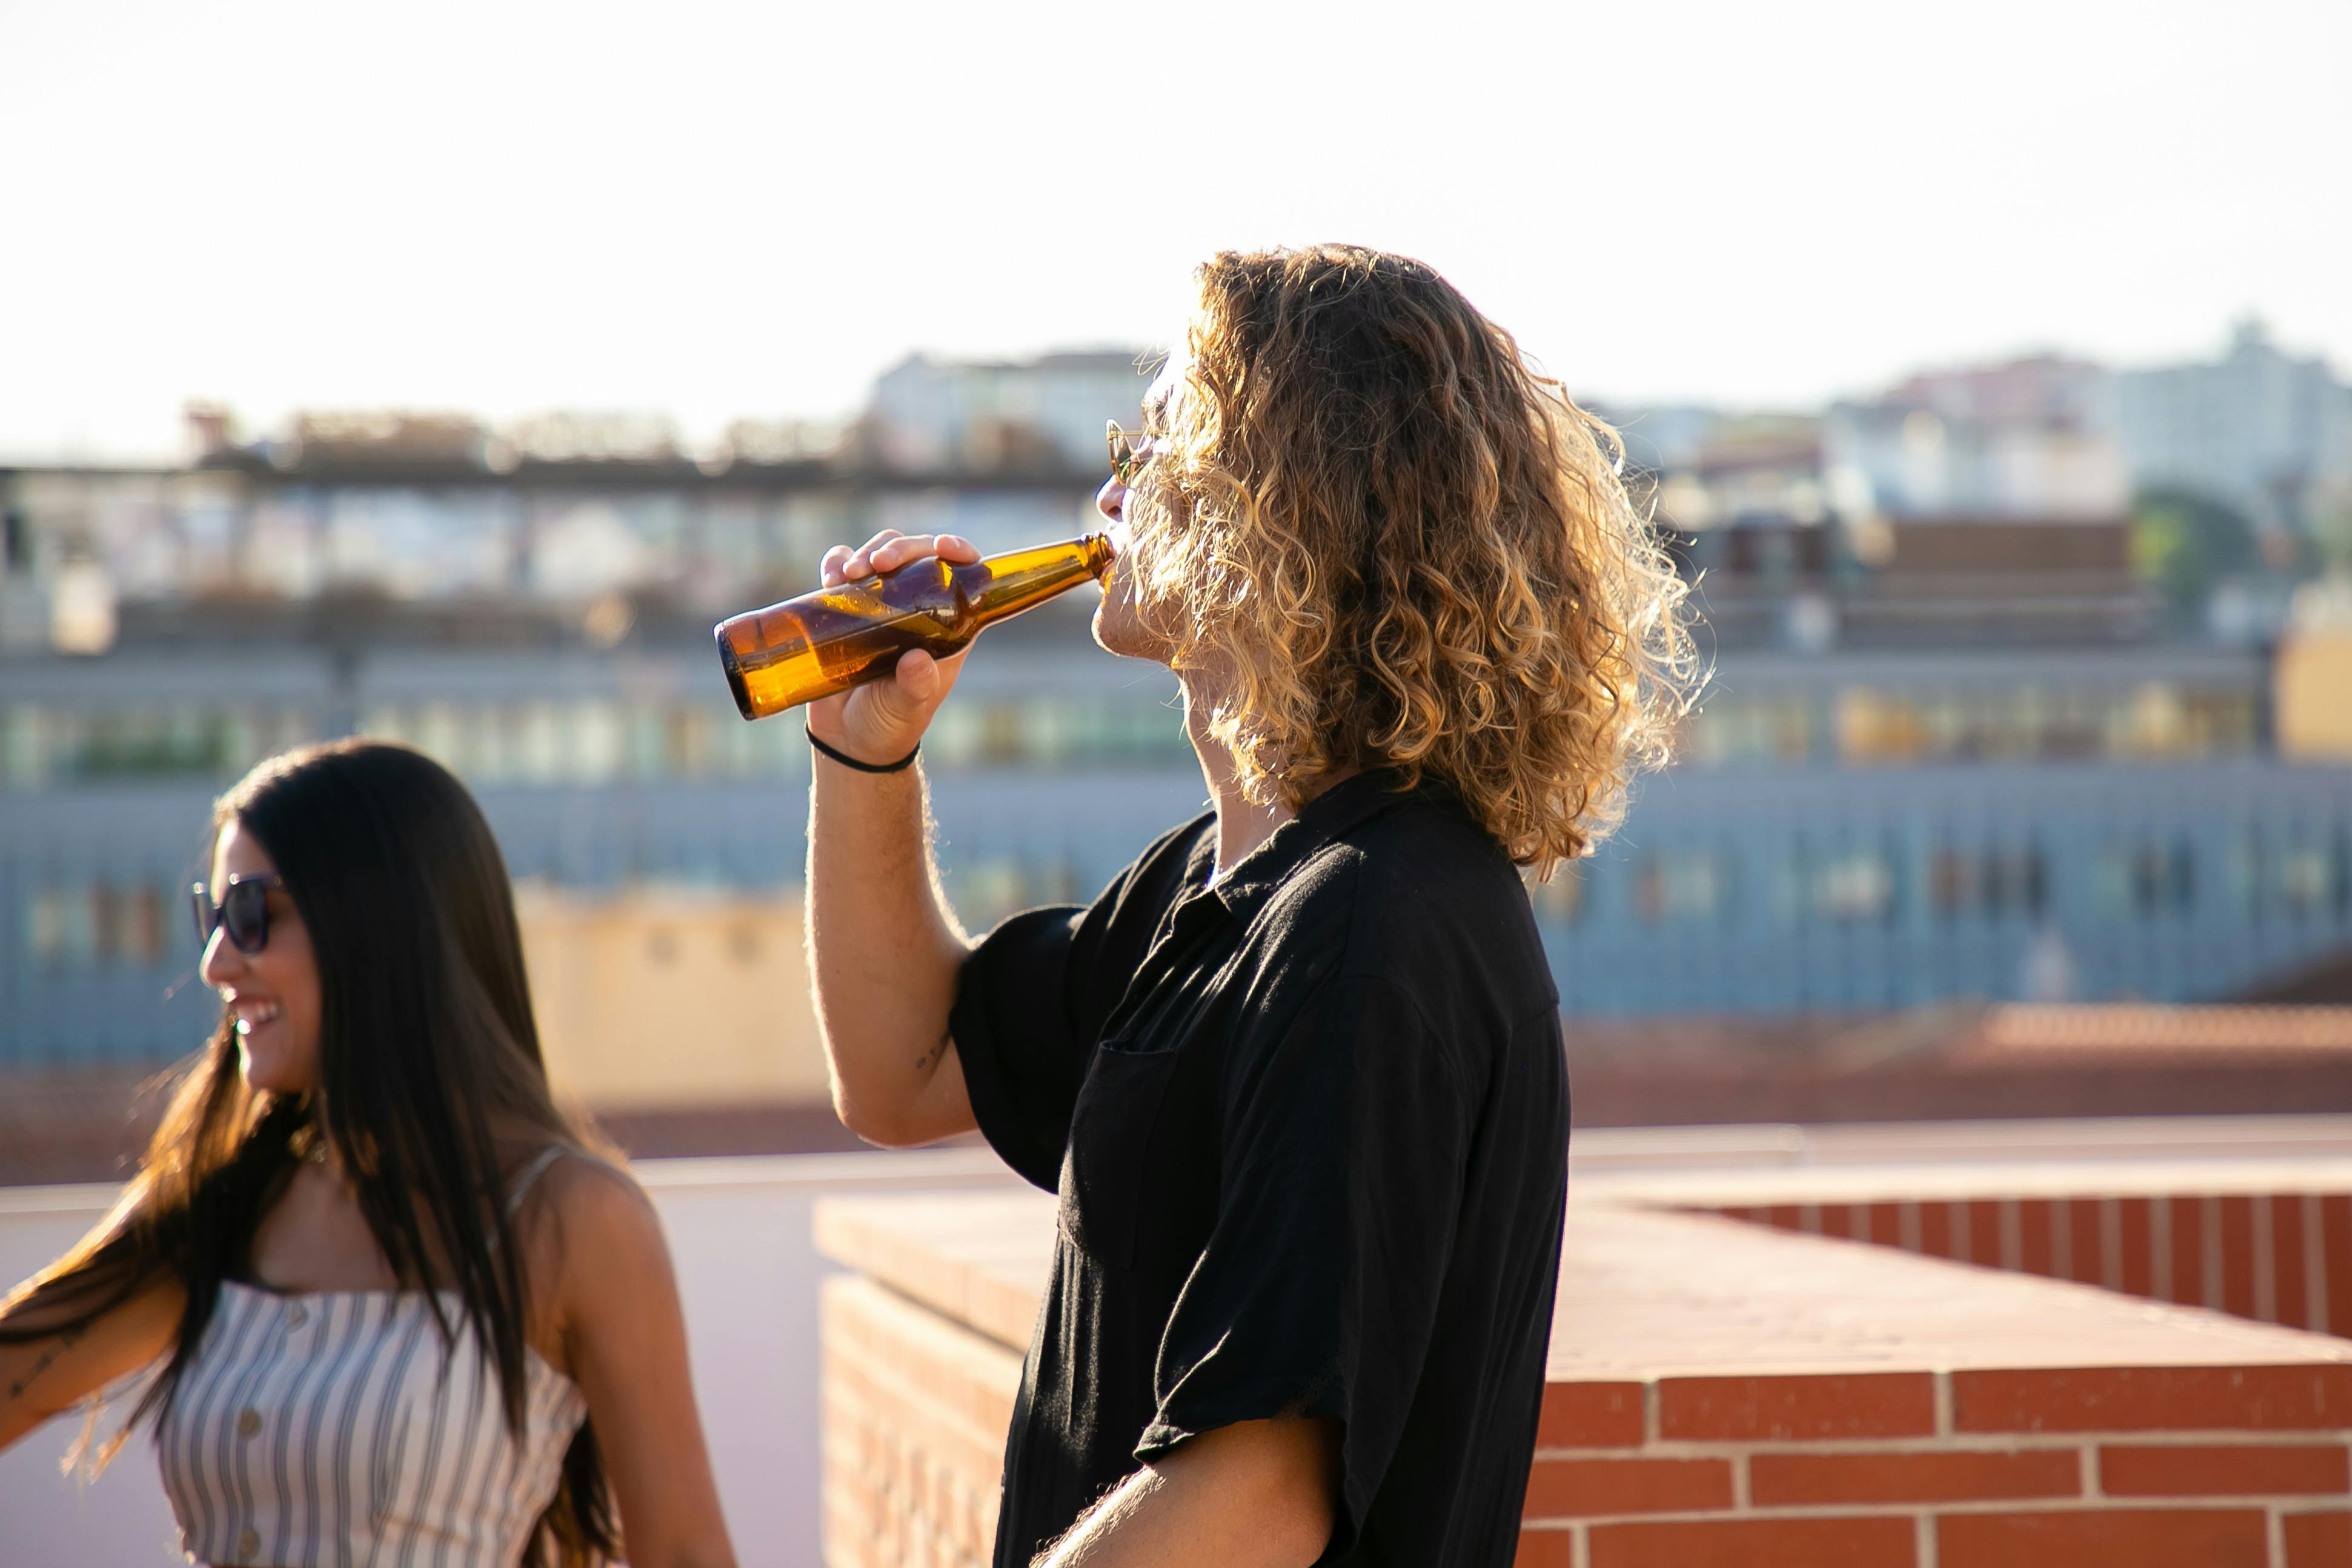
951, 771, 1569, 1567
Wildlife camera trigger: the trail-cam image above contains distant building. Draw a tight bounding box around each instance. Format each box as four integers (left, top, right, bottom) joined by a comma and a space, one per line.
865, 350, 1154, 473
1614, 397, 2153, 653
0, 391, 1118, 654
2104, 317, 2352, 534
6, 352, 2352, 1059
1646, 415, 1830, 533
1824, 354, 2130, 522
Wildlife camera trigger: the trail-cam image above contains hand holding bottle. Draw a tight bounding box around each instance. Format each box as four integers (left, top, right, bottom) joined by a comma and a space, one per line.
805, 531, 981, 766
714, 528, 1114, 760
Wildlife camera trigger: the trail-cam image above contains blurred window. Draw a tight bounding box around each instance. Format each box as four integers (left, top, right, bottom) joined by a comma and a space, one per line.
2276, 835, 2351, 917
1835, 690, 1927, 764
979, 703, 1025, 765
1686, 694, 1813, 766
267, 707, 317, 761
28, 884, 98, 969
517, 703, 562, 783
568, 700, 626, 785
925, 702, 985, 767
2227, 828, 2352, 919
413, 703, 467, 774
91, 883, 118, 963
121, 883, 166, 967
1, 705, 42, 788
2137, 842, 2196, 917
713, 699, 789, 780
1930, 849, 1973, 915
360, 705, 411, 749
1116, 702, 1189, 763
2041, 688, 2102, 760
2093, 839, 2196, 919
626, 704, 666, 779
2227, 828, 2262, 915
1633, 849, 1729, 923
70, 708, 234, 779
468, 705, 513, 783
1026, 703, 1078, 767
1804, 680, 2265, 767
221, 709, 266, 776
27, 887, 67, 969
1811, 849, 1896, 923
665, 708, 716, 780
2113, 683, 2192, 758
1931, 845, 2045, 920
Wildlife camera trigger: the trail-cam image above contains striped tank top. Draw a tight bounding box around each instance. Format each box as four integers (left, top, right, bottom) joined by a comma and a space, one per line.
156, 1149, 590, 1568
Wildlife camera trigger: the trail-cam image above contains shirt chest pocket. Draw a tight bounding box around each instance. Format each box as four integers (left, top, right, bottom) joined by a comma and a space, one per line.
1058, 1043, 1183, 1270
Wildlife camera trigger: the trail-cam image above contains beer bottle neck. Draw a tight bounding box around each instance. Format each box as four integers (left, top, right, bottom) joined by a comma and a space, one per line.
966, 535, 1114, 629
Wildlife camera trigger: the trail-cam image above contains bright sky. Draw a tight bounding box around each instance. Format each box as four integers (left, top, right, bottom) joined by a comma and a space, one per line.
2, 0, 2346, 461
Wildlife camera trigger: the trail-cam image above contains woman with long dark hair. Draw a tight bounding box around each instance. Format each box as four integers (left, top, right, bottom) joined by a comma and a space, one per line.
0, 739, 737, 1568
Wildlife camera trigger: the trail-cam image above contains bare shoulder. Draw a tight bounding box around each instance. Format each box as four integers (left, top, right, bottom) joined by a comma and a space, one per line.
510, 1152, 668, 1288
528, 1152, 666, 1260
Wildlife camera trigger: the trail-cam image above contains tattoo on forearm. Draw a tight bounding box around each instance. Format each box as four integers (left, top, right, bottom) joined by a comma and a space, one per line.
914, 1031, 951, 1074
6, 1324, 85, 1404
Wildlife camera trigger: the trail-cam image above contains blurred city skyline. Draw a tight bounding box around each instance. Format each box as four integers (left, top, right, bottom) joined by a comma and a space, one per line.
2, 0, 2347, 462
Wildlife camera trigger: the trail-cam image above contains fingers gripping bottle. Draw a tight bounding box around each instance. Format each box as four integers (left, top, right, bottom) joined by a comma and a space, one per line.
714, 534, 1114, 720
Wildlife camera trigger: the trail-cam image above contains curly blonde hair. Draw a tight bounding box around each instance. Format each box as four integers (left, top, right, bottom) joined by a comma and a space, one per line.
1121, 244, 1698, 876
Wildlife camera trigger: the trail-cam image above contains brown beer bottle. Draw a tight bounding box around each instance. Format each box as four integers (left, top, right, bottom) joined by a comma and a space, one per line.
714, 533, 1115, 720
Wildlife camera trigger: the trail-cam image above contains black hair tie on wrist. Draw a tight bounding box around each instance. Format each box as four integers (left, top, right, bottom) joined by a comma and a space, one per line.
806, 726, 920, 774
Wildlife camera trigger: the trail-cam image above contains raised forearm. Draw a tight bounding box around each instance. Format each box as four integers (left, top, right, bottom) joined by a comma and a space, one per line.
805, 754, 972, 1143
792, 531, 989, 1146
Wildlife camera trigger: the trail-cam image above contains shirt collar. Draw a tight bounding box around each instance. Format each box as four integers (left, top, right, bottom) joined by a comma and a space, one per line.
1204, 768, 1435, 922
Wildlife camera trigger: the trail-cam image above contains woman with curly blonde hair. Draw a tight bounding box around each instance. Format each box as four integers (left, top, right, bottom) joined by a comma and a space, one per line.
803, 244, 1693, 1568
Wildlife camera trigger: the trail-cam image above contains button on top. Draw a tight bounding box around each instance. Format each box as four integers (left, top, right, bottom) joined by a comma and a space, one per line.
287, 1303, 308, 1328
236, 1407, 262, 1438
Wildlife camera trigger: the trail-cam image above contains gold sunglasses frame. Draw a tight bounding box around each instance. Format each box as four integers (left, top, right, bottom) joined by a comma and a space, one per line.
1105, 420, 1154, 487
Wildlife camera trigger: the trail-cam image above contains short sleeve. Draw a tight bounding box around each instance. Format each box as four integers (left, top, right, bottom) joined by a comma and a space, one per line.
1136, 974, 1468, 1556
950, 816, 1209, 1191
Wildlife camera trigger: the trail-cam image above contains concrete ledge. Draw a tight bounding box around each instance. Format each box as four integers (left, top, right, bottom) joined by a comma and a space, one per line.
814, 1193, 1051, 1354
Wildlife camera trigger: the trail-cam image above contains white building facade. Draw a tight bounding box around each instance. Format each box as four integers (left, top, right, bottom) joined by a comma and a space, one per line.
2104, 319, 2352, 533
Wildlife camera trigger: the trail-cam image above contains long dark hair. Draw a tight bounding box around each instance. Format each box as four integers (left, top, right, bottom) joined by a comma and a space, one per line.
0, 739, 620, 1566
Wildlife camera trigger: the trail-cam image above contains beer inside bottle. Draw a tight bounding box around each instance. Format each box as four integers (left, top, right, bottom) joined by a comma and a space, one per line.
714, 534, 1114, 720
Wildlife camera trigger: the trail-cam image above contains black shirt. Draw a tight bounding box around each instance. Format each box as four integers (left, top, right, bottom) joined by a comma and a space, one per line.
951, 771, 1570, 1567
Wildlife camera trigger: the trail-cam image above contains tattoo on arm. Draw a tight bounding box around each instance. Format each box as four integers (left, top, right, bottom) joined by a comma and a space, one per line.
914, 1031, 951, 1074
5, 1324, 87, 1405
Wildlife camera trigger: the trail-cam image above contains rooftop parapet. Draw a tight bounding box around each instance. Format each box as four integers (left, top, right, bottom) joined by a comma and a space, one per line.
814, 1144, 2352, 1567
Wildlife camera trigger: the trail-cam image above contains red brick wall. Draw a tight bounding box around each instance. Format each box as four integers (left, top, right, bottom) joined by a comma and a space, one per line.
822, 1275, 1015, 1568
1707, 1191, 2352, 1337
824, 1268, 2352, 1568
1521, 1368, 2352, 1568
819, 1187, 2352, 1568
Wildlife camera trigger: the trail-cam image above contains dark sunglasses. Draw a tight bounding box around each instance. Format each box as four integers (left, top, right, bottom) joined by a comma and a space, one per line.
190, 874, 284, 955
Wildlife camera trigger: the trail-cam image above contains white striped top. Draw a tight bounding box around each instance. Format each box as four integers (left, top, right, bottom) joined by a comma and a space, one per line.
156, 1152, 590, 1568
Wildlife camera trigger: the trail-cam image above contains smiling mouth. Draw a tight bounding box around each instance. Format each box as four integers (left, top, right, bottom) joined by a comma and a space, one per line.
232, 1001, 284, 1035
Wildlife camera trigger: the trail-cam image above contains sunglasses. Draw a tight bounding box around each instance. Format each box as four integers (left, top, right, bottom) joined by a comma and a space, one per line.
190, 874, 284, 955
1105, 420, 1155, 487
